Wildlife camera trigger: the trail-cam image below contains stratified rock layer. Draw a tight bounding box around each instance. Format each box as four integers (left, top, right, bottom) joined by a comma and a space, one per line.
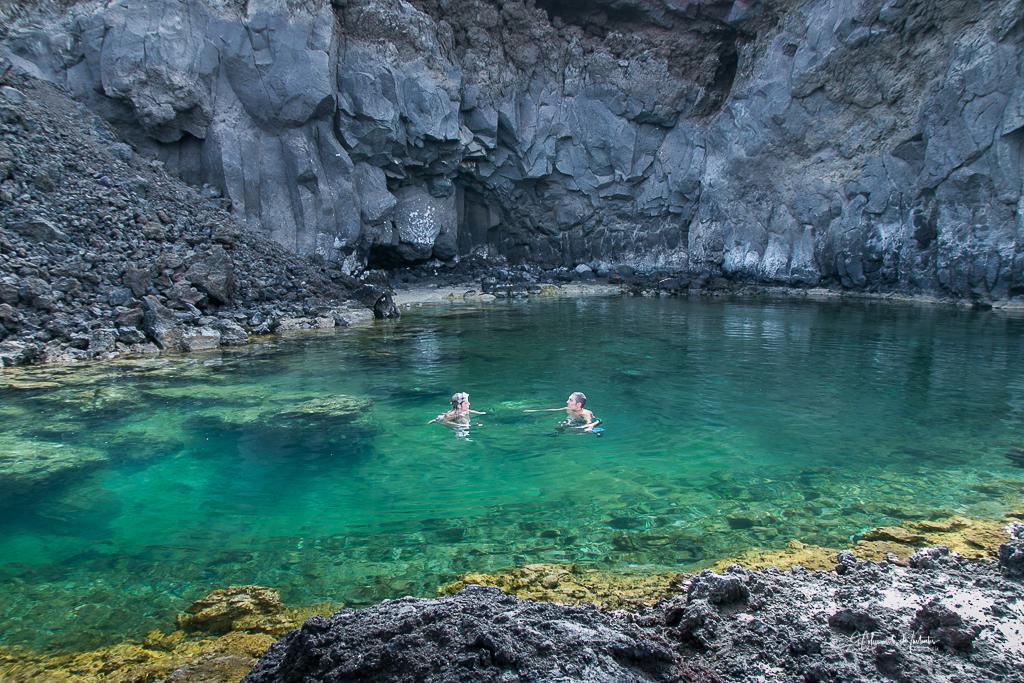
6, 0, 1024, 301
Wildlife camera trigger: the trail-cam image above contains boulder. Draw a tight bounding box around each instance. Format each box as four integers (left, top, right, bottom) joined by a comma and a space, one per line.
140, 295, 183, 350
273, 317, 313, 332
122, 265, 154, 298
88, 328, 118, 354
7, 217, 68, 242
185, 246, 235, 304
107, 287, 133, 306
332, 307, 374, 326
0, 340, 38, 366
352, 282, 399, 319
216, 320, 249, 345
828, 608, 882, 634
182, 326, 221, 351
389, 186, 457, 262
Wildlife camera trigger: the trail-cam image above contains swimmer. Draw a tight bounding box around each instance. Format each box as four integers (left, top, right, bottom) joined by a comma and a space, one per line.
428, 391, 486, 427
524, 391, 601, 432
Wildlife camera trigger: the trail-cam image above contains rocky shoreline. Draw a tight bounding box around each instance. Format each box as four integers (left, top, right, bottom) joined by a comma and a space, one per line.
2, 514, 1021, 682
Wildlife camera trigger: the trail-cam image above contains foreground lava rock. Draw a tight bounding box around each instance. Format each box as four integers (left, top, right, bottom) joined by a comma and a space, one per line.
246, 546, 1024, 683
244, 585, 712, 683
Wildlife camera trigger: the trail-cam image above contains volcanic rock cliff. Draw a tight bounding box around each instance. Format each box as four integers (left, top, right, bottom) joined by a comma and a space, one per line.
3, 0, 1024, 301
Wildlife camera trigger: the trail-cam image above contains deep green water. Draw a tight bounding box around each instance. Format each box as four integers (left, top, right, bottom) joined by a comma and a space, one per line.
2, 296, 1024, 653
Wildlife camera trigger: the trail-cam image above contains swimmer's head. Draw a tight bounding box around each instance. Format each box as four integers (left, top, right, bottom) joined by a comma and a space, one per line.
451, 392, 470, 409
566, 391, 587, 409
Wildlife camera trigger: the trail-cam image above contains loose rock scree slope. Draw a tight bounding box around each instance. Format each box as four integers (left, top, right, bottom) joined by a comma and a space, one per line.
0, 71, 370, 366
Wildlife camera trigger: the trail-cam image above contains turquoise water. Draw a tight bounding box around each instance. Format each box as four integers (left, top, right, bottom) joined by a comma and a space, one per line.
2, 296, 1024, 653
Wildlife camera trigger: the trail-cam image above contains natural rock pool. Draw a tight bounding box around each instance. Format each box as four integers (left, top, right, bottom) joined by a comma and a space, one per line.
2, 296, 1023, 653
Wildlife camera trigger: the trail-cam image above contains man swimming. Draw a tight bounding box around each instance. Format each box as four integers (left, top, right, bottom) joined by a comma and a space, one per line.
524, 391, 601, 432
428, 392, 486, 430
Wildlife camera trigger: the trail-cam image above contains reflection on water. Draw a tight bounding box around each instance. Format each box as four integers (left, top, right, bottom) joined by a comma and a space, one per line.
1, 296, 1023, 652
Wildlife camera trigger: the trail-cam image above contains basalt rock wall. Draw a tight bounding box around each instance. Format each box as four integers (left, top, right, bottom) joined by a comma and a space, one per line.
4, 0, 1024, 300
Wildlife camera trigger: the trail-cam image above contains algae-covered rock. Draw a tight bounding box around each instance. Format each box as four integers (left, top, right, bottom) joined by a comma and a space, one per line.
146, 383, 372, 427
860, 526, 928, 545
143, 382, 261, 402
854, 516, 1008, 562
707, 540, 839, 573
0, 583, 333, 683
0, 632, 274, 683
440, 563, 676, 608
176, 586, 284, 635
711, 515, 1017, 574
535, 285, 559, 297
175, 585, 333, 638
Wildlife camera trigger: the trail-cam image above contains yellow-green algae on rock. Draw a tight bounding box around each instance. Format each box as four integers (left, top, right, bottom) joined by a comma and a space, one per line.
440, 563, 680, 608
0, 586, 334, 683
703, 514, 1018, 572
444, 513, 1022, 606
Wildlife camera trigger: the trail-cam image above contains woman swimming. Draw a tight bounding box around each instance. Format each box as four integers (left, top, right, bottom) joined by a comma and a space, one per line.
428, 392, 487, 437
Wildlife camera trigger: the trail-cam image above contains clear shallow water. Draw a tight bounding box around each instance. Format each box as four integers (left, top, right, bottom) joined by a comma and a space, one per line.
2, 296, 1024, 652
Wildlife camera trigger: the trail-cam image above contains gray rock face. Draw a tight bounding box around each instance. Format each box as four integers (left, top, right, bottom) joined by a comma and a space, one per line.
7, 0, 1024, 300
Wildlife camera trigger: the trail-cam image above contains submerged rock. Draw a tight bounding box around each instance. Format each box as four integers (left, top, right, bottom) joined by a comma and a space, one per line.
273, 396, 371, 423
0, 435, 107, 497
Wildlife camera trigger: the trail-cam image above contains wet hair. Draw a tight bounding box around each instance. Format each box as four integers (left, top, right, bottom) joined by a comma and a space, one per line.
569, 391, 587, 407
451, 392, 469, 408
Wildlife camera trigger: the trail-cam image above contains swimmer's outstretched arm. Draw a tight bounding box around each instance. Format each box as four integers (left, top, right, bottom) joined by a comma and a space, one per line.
523, 407, 568, 413
468, 409, 487, 415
